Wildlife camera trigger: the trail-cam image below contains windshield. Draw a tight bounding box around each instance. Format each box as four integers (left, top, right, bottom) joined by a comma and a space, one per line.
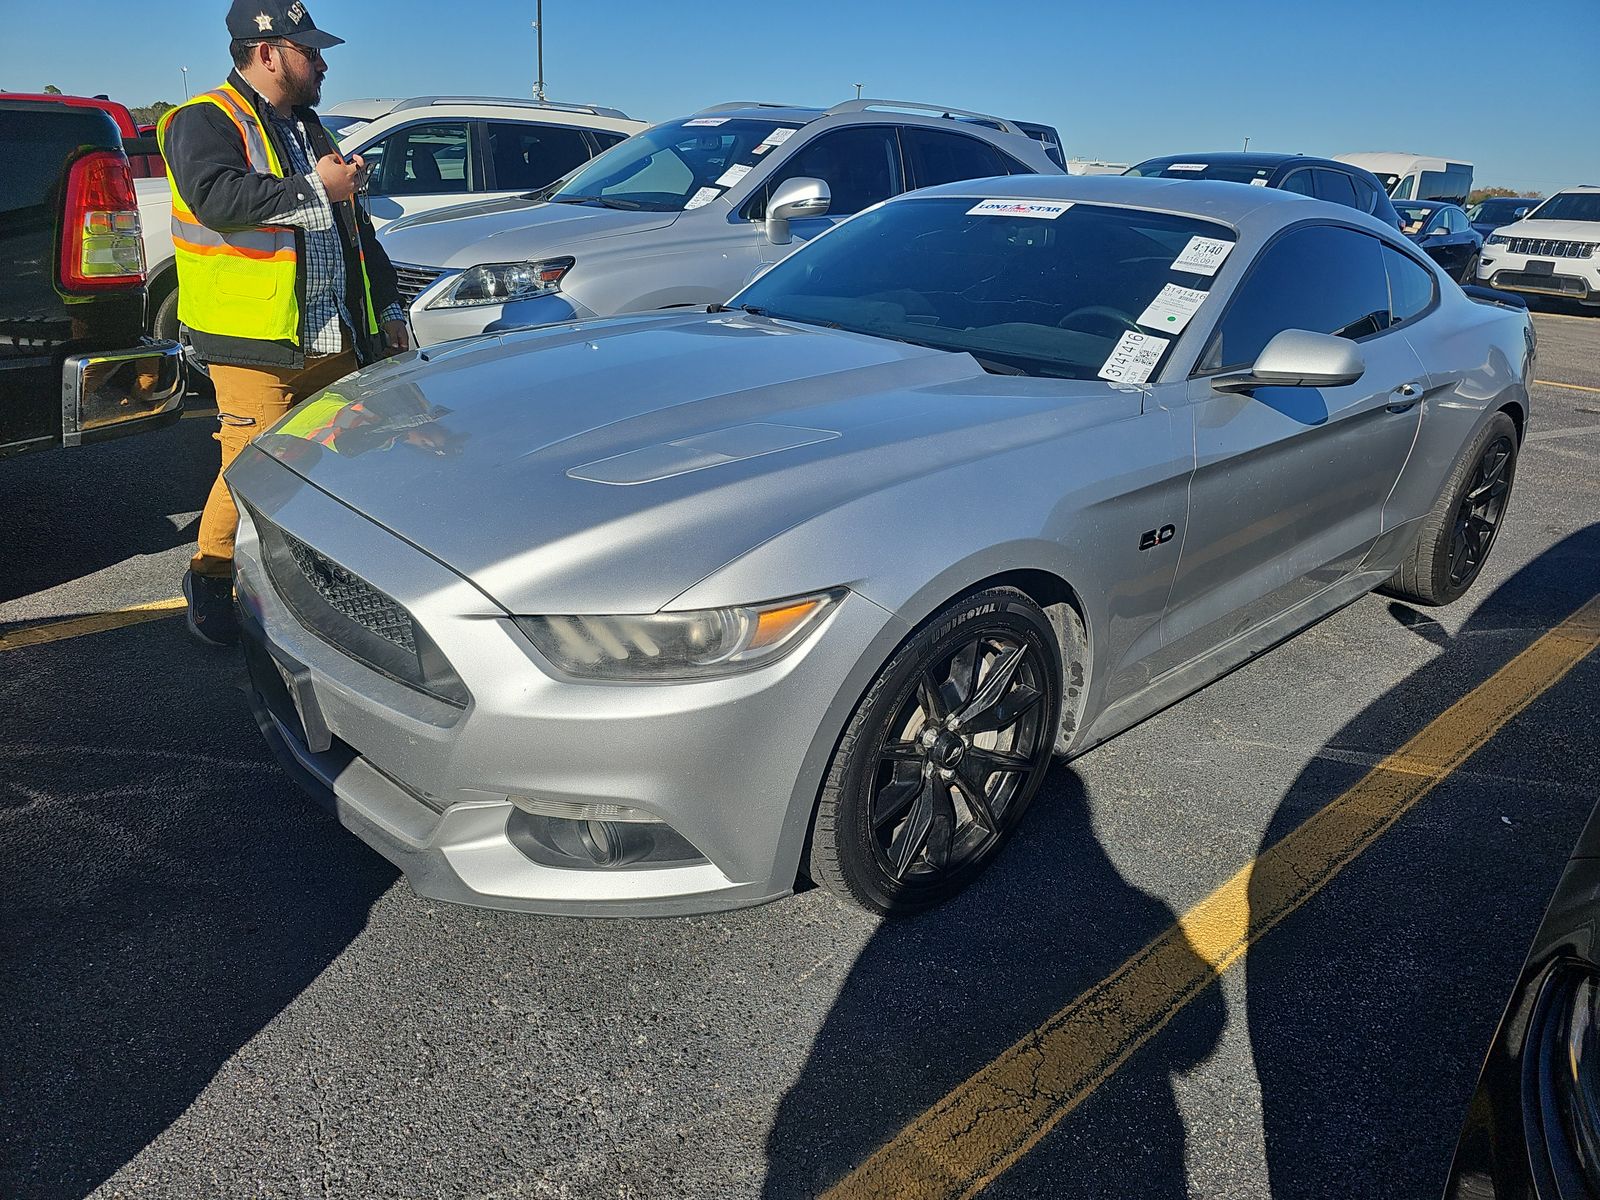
1527, 192, 1600, 223
1394, 202, 1438, 234
321, 114, 368, 139
1467, 198, 1530, 222
731, 196, 1238, 382
538, 117, 803, 212
1125, 160, 1273, 186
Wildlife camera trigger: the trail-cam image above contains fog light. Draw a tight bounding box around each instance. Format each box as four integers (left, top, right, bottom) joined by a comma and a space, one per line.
579, 820, 623, 866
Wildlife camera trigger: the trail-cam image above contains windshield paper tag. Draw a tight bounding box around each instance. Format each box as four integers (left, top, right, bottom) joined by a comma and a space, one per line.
1136, 283, 1209, 333
685, 187, 721, 210
1098, 331, 1169, 385
1250, 177, 1270, 185
715, 163, 753, 188
1171, 236, 1234, 276
1167, 163, 1207, 172
684, 118, 728, 127
759, 127, 797, 148
967, 199, 1072, 220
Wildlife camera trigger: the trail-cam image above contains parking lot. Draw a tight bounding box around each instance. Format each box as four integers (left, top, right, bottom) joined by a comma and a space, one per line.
1, 304, 1596, 1198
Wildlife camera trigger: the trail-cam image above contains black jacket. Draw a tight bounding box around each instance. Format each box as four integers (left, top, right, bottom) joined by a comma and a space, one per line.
162, 71, 400, 370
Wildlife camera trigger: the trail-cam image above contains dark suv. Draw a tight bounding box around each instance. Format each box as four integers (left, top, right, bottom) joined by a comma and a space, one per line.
1124, 153, 1402, 229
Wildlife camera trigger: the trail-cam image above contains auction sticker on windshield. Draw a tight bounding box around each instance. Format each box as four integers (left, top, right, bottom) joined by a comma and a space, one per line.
716, 163, 754, 188
1098, 330, 1170, 385
1137, 283, 1209, 333
684, 118, 728, 127
759, 127, 797, 148
966, 199, 1072, 220
1171, 235, 1234, 276
685, 187, 721, 210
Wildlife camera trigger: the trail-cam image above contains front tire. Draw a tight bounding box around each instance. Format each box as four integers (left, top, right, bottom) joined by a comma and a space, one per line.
1381, 411, 1519, 606
808, 587, 1063, 915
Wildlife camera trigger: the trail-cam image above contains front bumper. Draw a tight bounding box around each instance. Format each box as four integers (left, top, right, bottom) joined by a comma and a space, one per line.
62, 338, 185, 447
227, 446, 893, 916
1477, 254, 1598, 303
406, 271, 596, 348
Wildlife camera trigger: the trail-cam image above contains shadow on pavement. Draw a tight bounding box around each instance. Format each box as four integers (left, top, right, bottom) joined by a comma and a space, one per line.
0, 402, 216, 604
1247, 523, 1600, 1198
0, 618, 397, 1199
762, 773, 1225, 1199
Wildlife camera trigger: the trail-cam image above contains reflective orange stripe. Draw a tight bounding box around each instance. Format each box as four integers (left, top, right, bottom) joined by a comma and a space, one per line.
170, 235, 297, 262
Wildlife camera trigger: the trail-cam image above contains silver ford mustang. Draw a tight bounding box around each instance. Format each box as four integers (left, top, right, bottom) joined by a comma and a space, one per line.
228, 175, 1532, 917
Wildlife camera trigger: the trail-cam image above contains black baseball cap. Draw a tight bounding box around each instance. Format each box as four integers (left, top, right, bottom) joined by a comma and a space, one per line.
226, 0, 345, 49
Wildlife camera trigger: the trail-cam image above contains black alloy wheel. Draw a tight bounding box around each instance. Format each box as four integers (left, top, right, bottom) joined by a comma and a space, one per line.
1381, 410, 1520, 607
1448, 432, 1515, 589
808, 587, 1064, 914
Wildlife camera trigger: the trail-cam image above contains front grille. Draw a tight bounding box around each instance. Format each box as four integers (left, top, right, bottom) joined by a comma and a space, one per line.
393, 262, 445, 306
1491, 271, 1591, 298
248, 507, 469, 708
281, 530, 417, 654
1504, 237, 1598, 259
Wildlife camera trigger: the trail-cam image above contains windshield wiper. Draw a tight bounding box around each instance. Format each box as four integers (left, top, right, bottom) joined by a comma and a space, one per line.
550, 195, 649, 210
707, 303, 770, 317
971, 355, 1028, 376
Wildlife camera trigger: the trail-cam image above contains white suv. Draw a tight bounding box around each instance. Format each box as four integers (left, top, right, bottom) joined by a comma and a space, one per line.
142, 95, 644, 352
333, 96, 646, 232
1475, 186, 1600, 308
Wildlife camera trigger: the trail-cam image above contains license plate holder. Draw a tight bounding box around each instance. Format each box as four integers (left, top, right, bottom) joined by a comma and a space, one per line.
1526, 259, 1556, 276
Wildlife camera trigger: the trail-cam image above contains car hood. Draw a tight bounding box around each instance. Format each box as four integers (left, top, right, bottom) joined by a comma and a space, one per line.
249, 313, 1110, 615
378, 196, 681, 269
1492, 218, 1600, 242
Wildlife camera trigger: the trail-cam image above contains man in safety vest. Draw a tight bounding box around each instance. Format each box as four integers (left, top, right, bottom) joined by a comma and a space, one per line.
160, 0, 407, 646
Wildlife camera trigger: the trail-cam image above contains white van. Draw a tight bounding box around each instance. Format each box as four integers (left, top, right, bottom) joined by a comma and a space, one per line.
1335, 153, 1474, 204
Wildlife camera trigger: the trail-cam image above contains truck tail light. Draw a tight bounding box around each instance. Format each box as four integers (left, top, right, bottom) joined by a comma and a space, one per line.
60, 150, 145, 291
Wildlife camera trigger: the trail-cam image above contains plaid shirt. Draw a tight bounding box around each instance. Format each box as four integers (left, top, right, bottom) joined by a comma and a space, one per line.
264, 109, 402, 356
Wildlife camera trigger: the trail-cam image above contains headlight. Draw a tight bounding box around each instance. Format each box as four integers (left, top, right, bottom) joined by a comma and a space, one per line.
425, 258, 574, 309
1486, 234, 1510, 247
516, 590, 845, 680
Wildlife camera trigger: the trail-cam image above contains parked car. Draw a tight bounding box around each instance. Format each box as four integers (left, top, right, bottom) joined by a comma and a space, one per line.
1444, 798, 1600, 1198
1396, 201, 1482, 282
380, 98, 1062, 347
229, 175, 1530, 918
336, 96, 645, 232
1467, 195, 1538, 240
1123, 153, 1402, 227
0, 100, 182, 459
6, 91, 165, 178
1475, 186, 1600, 308
1335, 152, 1474, 204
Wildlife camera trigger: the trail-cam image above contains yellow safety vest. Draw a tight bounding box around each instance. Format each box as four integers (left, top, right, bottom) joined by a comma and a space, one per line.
157, 82, 379, 346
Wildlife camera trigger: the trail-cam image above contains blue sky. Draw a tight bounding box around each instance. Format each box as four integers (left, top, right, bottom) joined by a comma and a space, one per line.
3, 0, 1594, 194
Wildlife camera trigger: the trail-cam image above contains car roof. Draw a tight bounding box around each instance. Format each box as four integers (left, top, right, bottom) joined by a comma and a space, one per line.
686, 98, 1031, 138
1135, 152, 1354, 171
903, 172, 1402, 231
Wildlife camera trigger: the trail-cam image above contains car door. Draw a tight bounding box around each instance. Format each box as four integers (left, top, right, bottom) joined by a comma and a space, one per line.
750, 125, 904, 268
1158, 223, 1428, 665
356, 120, 477, 231
482, 120, 601, 199
900, 126, 1030, 190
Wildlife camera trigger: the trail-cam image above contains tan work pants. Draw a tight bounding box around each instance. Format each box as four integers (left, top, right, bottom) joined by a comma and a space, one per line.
190, 348, 357, 579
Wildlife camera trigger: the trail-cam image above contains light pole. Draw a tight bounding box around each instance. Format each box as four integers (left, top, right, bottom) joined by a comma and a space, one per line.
531, 2, 546, 102
854, 82, 864, 99
1242, 136, 1250, 152
181, 65, 189, 100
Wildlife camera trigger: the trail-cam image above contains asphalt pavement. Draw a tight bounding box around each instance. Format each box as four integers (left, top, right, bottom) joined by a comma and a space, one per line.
2, 304, 1598, 1200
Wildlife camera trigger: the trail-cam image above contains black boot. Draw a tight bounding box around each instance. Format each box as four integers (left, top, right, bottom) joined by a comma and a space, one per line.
183, 570, 240, 647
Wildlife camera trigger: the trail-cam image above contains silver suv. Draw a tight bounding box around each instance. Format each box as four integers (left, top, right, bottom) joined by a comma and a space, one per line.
379, 99, 1062, 346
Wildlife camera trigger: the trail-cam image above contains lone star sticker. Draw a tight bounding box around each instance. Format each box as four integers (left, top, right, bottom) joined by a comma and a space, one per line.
255, 12, 273, 30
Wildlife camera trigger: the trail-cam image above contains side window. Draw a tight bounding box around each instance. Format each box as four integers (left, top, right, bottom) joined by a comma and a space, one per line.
901, 127, 1019, 190
367, 123, 472, 197
759, 126, 903, 218
486, 121, 595, 191
1280, 170, 1317, 197
1204, 225, 1393, 371
1350, 177, 1382, 215
1383, 244, 1436, 326
1312, 169, 1359, 210
591, 131, 630, 152
1446, 208, 1469, 234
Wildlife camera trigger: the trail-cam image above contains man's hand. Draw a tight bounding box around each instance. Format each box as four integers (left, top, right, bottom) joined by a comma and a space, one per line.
382, 319, 410, 355
316, 152, 365, 203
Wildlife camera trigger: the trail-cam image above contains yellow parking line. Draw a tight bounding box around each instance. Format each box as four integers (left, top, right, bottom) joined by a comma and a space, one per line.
825, 593, 1600, 1200
0, 598, 186, 652
1535, 379, 1600, 395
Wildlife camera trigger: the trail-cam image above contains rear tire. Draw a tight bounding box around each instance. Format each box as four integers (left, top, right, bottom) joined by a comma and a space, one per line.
808, 587, 1063, 915
1380, 412, 1518, 606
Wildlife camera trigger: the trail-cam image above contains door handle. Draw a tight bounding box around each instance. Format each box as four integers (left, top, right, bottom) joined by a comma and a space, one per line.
1387, 382, 1423, 413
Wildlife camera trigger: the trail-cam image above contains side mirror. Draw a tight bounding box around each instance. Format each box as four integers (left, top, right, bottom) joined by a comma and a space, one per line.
764, 176, 830, 245
1212, 329, 1365, 394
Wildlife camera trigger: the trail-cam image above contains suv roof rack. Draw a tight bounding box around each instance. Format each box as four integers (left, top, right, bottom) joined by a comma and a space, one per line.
388, 96, 633, 120
695, 101, 817, 115
825, 98, 1022, 136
